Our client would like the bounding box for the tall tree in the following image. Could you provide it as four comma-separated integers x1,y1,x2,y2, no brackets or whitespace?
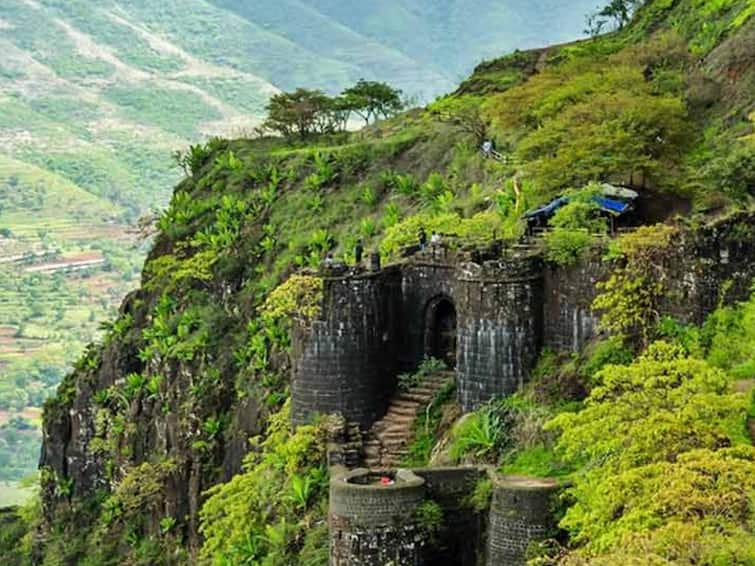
262,88,332,138
586,0,645,36
341,80,405,125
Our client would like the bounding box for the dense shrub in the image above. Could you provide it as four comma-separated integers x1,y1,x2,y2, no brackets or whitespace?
546,339,753,562
199,402,329,564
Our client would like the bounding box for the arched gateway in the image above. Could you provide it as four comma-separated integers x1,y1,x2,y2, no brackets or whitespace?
291,255,544,426
424,296,457,368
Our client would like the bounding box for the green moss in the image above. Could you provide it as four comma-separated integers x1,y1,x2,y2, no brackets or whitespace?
500,444,571,479
464,477,493,513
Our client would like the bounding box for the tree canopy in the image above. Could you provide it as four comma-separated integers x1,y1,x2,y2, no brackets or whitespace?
586,0,647,35
546,339,754,563
341,79,405,125
262,80,405,138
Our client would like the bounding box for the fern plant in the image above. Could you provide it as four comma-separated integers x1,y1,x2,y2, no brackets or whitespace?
361,185,378,206
287,475,314,510
395,173,419,196
382,203,401,228
449,404,507,462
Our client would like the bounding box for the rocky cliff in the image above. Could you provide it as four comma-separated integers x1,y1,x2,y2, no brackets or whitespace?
29,1,755,564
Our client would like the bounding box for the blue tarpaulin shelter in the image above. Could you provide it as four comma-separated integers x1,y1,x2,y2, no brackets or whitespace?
523,196,570,219
523,186,637,222
594,196,630,216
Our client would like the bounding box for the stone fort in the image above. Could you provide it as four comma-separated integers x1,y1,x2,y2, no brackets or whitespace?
290,213,755,565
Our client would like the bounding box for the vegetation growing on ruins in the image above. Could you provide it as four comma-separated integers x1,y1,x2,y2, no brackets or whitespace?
199,402,330,565
0,0,598,486
2,0,753,563
451,290,755,564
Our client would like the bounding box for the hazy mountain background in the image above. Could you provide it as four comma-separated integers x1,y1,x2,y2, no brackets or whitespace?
0,0,596,496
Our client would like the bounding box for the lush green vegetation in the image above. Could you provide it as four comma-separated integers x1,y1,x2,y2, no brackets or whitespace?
199,402,330,565
0,0,598,485
443,288,755,563
547,339,753,563
2,0,753,564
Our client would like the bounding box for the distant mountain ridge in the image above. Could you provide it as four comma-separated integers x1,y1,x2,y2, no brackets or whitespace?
0,0,596,219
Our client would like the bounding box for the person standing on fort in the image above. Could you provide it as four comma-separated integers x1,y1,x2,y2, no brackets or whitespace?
418,226,427,250
354,239,364,265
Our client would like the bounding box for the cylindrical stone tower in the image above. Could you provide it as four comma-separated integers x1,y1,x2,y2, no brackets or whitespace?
292,269,399,427
486,475,561,566
456,257,543,411
330,468,428,566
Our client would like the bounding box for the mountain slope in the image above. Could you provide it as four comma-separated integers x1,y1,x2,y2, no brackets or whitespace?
0,0,598,484
21,1,755,564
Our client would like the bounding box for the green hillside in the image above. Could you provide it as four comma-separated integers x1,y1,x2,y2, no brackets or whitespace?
0,0,749,563
0,0,600,484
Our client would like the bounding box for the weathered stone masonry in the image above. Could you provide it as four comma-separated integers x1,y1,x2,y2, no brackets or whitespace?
293,250,544,424
300,213,755,565
292,268,402,427
486,476,561,566
329,467,562,566
294,214,755,430
330,469,429,566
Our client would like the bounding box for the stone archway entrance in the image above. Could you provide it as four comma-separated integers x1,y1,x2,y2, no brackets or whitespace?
424,297,457,368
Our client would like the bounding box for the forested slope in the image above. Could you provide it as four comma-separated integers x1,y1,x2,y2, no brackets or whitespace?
0,0,597,486
0,0,753,564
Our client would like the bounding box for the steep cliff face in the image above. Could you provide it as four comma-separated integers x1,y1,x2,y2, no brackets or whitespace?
38,122,473,562
34,1,754,564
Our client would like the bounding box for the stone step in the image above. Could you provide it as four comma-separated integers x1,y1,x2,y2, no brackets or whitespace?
359,371,455,468
411,387,440,396
363,447,381,458
420,378,452,387
385,405,420,417
372,415,415,429
380,418,414,429
377,430,411,442
380,438,409,449
378,413,417,425
390,399,422,410
376,424,414,439
396,392,435,404
381,454,408,465
393,393,442,405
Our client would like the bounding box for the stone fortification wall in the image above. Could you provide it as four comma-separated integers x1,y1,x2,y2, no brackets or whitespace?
328,467,565,566
486,475,561,566
391,253,545,411
455,258,543,411
544,213,755,353
291,268,401,427
397,260,458,370
294,213,755,428
543,258,606,353
413,467,485,566
293,253,545,427
661,213,755,323
330,469,428,566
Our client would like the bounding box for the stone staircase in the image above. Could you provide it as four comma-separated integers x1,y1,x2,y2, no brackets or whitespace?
363,371,454,469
